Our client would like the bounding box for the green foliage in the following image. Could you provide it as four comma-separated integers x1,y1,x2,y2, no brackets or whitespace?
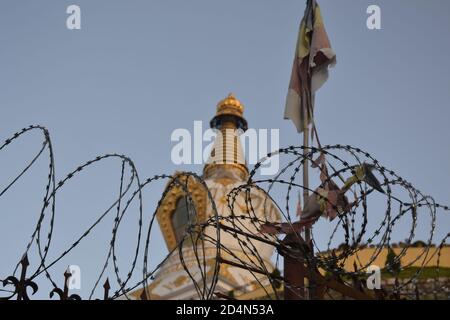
411,240,427,247
382,266,450,279
385,248,402,276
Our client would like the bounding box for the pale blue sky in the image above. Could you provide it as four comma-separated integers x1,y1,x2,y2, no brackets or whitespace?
0,0,449,298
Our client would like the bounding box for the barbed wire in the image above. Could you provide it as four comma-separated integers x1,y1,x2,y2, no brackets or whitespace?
0,126,448,300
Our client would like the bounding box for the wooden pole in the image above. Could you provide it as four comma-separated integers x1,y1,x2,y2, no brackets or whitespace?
302,106,310,244
302,97,313,299
284,252,306,299
304,0,314,250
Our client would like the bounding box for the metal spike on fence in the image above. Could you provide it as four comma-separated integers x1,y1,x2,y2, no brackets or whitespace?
1,253,38,300
49,268,81,300
103,278,110,300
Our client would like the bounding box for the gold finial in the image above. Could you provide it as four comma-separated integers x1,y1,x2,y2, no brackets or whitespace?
204,93,249,180
216,93,244,117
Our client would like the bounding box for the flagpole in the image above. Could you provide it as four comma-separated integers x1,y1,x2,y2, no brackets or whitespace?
302,113,310,241
304,0,315,299
303,0,313,250
283,0,335,300
302,97,312,300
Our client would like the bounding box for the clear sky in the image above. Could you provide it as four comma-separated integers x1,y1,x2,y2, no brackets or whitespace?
0,0,449,299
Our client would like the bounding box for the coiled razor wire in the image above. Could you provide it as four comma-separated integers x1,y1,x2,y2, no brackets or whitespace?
0,126,448,300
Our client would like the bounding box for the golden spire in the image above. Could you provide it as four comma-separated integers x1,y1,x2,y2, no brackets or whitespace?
210,93,248,131
216,93,244,118
204,93,249,181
